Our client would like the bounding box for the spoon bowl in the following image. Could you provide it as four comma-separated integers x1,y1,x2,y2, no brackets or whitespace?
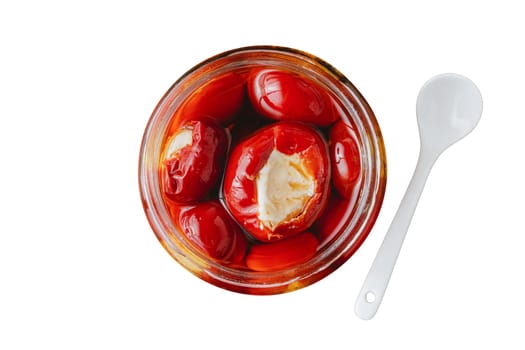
417,73,483,155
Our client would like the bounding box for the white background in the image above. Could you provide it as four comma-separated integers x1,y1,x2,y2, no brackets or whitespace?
1,1,524,349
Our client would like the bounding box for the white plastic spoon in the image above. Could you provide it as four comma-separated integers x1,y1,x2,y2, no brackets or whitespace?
355,73,483,320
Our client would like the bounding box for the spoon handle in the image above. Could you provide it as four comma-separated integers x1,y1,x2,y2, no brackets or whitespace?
355,151,436,320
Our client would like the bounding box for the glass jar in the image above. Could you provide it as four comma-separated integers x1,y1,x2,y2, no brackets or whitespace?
139,46,387,295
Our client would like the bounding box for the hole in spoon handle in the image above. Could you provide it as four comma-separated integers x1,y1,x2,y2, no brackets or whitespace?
355,281,386,320
365,291,376,303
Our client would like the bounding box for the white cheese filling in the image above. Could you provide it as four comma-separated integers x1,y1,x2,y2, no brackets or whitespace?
255,149,315,231
165,128,193,159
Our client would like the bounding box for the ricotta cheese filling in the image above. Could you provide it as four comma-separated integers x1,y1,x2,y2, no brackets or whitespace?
165,128,193,159
255,149,315,231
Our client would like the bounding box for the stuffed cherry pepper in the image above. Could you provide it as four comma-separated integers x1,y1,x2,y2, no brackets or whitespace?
222,121,331,242
161,120,228,202
247,68,339,127
329,120,362,198
176,201,247,265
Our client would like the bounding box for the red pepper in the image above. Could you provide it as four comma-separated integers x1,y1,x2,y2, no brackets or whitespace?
246,232,319,272
247,68,339,127
222,121,331,242
329,121,362,198
161,120,228,202
177,201,247,264
177,71,245,125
